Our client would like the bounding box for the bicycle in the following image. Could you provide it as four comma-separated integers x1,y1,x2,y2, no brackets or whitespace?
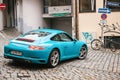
91,23,117,52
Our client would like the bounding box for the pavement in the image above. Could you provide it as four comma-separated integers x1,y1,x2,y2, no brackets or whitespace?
0,28,120,80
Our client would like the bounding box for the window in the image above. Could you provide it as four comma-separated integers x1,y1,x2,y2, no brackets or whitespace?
44,0,71,13
59,33,73,42
79,0,96,12
23,31,51,40
51,33,73,42
105,0,120,11
51,35,61,41
51,0,71,6
51,0,58,6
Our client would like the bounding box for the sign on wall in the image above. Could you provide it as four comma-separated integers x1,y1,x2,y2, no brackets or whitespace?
48,6,71,14
98,8,111,14
106,1,120,7
0,3,6,10
101,14,107,20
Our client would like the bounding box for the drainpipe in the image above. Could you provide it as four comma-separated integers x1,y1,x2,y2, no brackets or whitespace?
75,0,79,40
0,0,3,31
72,0,79,39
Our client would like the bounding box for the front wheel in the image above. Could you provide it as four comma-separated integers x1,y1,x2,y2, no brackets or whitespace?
48,49,60,68
91,39,102,50
78,46,88,60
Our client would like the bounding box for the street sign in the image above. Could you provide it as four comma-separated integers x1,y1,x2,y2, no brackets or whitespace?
100,20,107,24
0,3,6,10
107,1,120,7
101,14,107,20
98,8,111,14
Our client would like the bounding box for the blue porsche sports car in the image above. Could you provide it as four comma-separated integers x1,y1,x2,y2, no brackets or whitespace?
4,29,88,67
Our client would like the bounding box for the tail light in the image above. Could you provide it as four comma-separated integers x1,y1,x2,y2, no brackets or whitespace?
5,42,10,45
29,45,44,50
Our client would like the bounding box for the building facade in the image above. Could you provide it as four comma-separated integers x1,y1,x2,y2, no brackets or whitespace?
0,0,120,41
79,0,120,43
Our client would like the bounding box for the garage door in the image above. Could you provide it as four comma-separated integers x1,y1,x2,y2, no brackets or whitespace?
51,17,72,35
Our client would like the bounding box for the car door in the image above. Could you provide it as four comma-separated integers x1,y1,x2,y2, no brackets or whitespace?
59,33,77,58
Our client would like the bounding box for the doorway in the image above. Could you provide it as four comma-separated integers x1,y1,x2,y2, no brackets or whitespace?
3,0,17,29
51,17,72,35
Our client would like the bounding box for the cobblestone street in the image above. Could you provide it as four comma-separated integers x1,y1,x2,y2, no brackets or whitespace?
0,29,120,80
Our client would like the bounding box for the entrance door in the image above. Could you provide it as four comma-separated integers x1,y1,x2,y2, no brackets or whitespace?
3,0,17,28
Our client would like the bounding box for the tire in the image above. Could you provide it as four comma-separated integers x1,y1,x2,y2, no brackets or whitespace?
109,42,116,52
78,46,88,60
12,59,22,64
91,39,102,50
12,59,19,63
48,49,60,68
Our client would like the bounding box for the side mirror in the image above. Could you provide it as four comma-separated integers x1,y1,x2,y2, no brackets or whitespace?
73,38,77,41
73,39,77,44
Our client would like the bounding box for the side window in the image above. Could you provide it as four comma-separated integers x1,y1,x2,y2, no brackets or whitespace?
51,35,61,41
59,33,73,42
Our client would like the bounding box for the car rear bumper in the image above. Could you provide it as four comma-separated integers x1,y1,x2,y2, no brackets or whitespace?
4,53,48,64
4,45,52,64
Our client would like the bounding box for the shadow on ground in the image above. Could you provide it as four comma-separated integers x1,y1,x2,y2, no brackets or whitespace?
5,58,79,70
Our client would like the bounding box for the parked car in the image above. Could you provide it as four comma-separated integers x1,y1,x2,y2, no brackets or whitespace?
4,29,88,68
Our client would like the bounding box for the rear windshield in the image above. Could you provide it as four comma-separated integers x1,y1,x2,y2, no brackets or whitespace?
24,31,51,37
16,31,51,42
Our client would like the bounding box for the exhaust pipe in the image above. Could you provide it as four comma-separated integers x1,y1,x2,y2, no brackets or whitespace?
25,60,31,63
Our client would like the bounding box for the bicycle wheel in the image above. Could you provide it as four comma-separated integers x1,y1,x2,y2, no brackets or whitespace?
91,39,102,50
109,42,116,52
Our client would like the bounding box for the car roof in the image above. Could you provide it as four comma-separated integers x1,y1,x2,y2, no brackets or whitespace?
33,29,65,34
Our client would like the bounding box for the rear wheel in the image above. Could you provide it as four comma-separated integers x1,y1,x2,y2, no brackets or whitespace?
91,39,102,50
48,49,60,68
78,46,88,60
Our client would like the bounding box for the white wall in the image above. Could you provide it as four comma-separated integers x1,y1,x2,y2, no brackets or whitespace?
78,0,120,39
16,0,23,33
22,0,44,33
0,11,3,30
0,0,3,31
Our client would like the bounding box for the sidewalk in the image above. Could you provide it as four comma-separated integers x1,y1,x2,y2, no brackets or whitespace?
0,28,20,40
0,28,20,56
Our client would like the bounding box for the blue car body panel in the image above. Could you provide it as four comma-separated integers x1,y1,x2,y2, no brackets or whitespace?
4,29,87,64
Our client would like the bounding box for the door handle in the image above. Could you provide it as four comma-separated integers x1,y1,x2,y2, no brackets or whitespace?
64,46,67,48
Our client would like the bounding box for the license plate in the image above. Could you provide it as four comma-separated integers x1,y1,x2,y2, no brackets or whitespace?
11,51,22,56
